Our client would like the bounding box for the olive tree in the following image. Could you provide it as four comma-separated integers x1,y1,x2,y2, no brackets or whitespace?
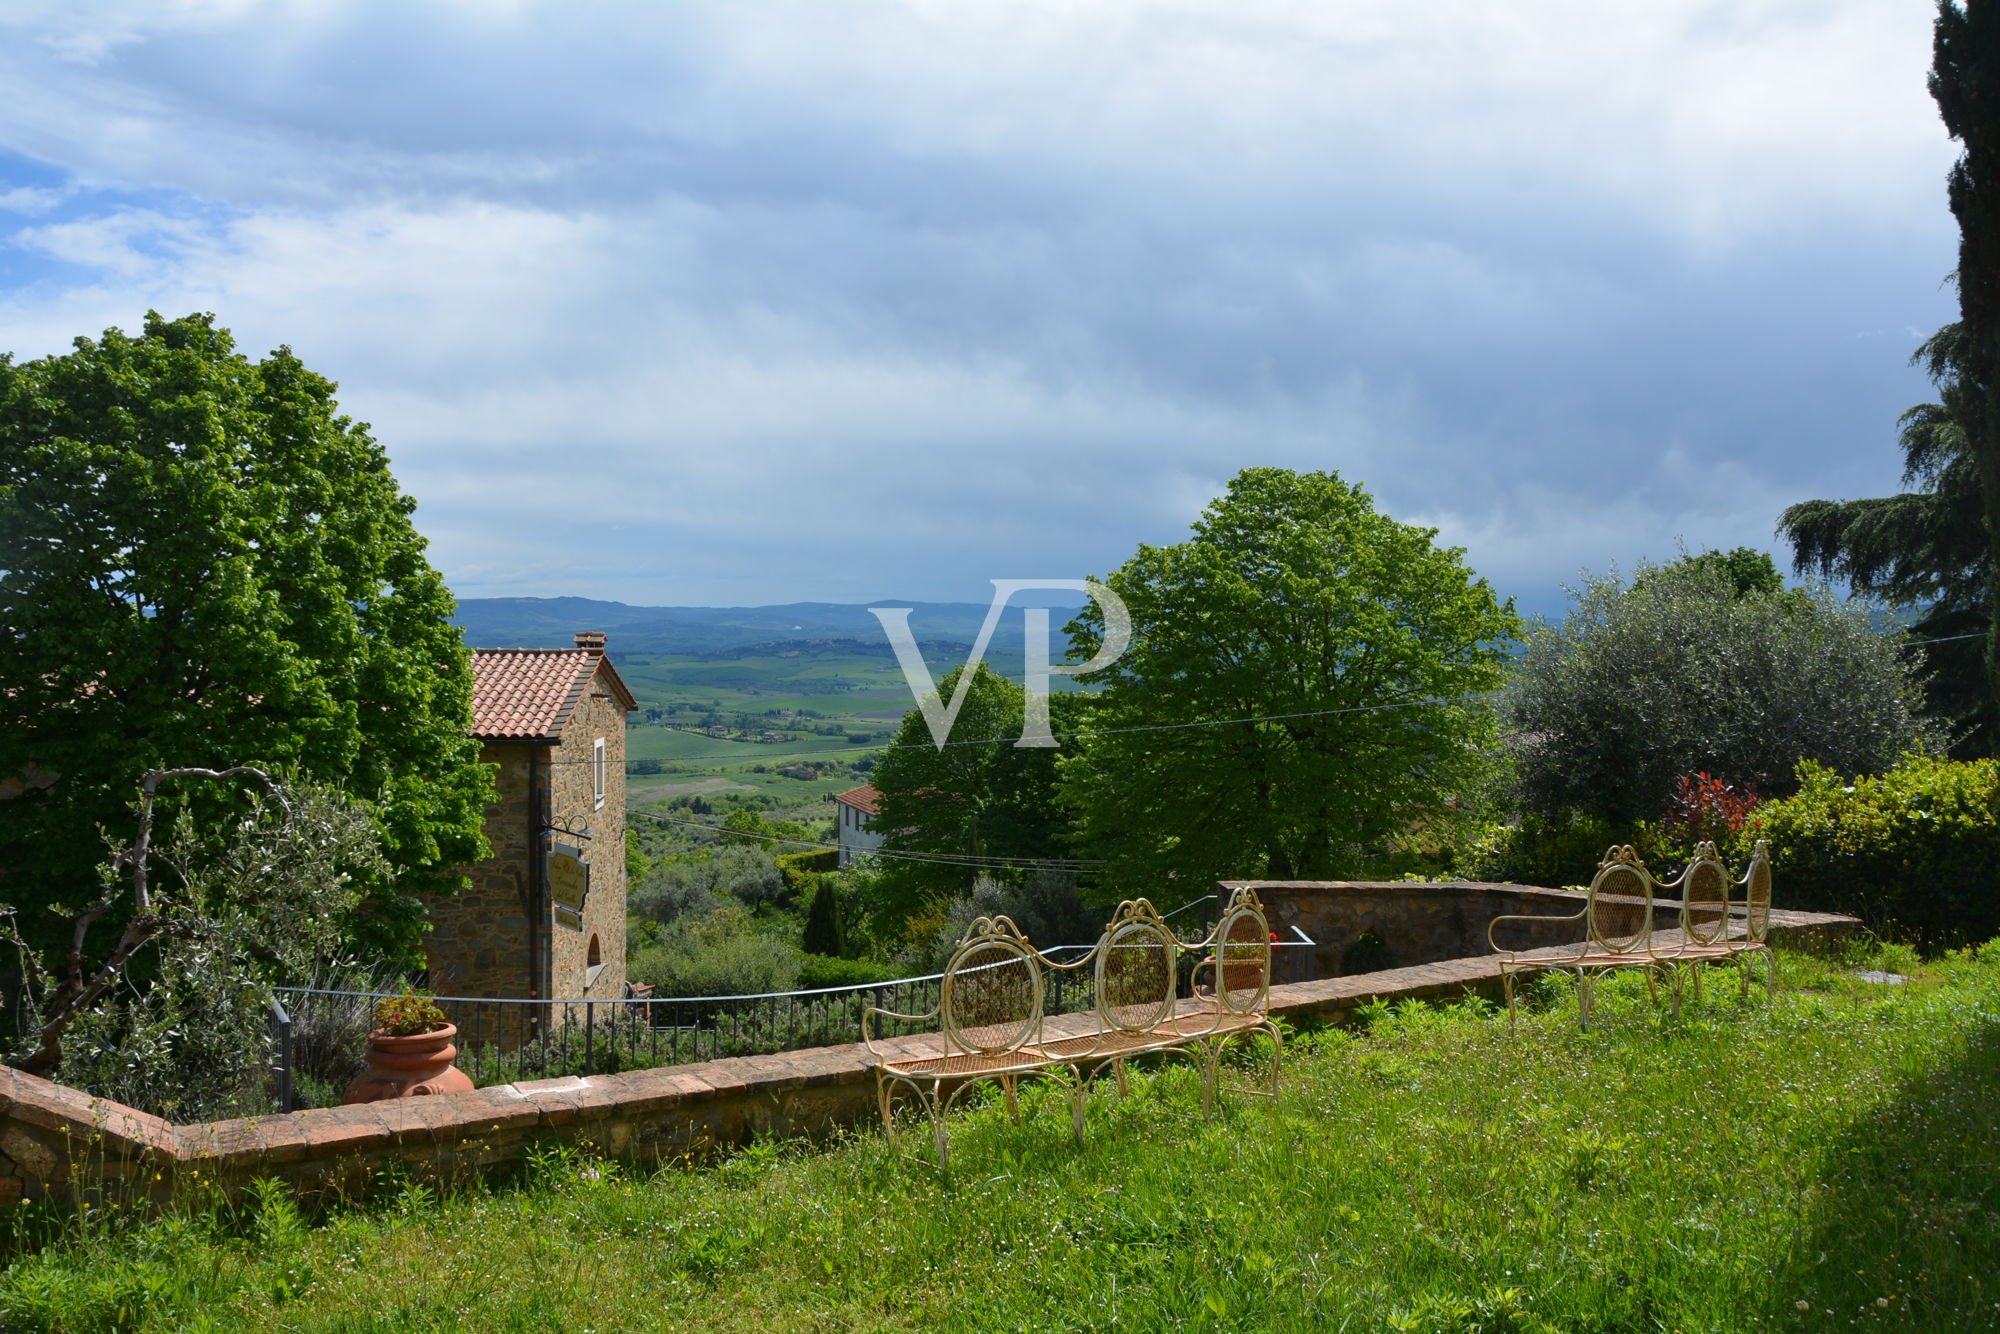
1,767,384,1119
1508,558,1945,823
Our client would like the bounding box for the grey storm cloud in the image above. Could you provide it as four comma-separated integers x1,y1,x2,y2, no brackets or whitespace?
0,0,1965,613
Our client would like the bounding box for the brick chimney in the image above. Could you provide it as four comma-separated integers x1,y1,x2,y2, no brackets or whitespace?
574,631,607,651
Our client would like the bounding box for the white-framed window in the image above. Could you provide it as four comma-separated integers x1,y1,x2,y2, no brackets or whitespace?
593,737,607,810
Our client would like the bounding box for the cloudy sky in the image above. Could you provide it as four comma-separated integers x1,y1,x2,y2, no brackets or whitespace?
0,0,1962,617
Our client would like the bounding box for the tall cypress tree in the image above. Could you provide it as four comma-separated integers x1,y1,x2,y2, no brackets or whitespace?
801,877,845,959
1781,8,2000,753
1780,325,1992,752
1933,1,2000,732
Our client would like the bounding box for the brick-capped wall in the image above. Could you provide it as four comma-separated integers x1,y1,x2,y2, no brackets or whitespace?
1231,880,1680,980
0,904,1857,1209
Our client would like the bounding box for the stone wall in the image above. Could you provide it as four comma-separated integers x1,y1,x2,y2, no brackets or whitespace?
424,746,535,998
1230,881,1660,981
545,663,626,1001
0,905,1858,1209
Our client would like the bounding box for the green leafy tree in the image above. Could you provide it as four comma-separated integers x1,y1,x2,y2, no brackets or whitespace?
1508,559,1943,824
1060,467,1519,897
1644,546,1786,599
720,809,811,845
0,313,490,964
868,665,1078,930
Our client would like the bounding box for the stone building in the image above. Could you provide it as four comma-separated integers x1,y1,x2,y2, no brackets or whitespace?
423,631,637,1002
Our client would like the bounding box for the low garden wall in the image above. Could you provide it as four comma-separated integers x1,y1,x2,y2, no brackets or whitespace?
0,903,1859,1208
1228,880,1658,980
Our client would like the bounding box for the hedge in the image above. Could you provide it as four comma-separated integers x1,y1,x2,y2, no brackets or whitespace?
796,954,904,990
1729,754,2000,951
775,848,840,887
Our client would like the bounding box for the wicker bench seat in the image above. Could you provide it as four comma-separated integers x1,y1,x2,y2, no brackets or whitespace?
863,888,1281,1168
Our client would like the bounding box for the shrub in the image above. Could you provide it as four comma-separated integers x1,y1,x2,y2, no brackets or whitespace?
631,846,782,925
284,963,393,1104
1508,559,1943,823
894,872,1102,973
795,955,903,989
775,849,839,887
1455,814,1670,888
1732,754,2000,949
627,905,803,998
1664,771,1761,846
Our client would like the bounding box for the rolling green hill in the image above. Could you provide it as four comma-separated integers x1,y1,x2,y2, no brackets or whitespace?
455,595,1089,813
453,594,1083,657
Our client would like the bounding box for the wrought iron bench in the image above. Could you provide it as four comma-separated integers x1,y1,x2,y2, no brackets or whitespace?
1037,892,1282,1139
1488,844,1663,1029
1490,841,1777,1028
861,888,1281,1168
1655,838,1776,1001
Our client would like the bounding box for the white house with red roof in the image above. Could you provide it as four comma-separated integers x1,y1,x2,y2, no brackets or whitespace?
833,783,883,867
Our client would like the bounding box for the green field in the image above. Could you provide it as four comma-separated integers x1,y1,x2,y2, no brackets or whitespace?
609,645,1092,813
610,649,908,811
614,651,918,717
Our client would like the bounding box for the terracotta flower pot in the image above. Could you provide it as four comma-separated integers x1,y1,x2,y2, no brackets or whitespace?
342,1023,475,1104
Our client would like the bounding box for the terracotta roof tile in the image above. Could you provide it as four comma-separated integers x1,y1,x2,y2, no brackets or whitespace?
470,648,637,740
834,784,882,817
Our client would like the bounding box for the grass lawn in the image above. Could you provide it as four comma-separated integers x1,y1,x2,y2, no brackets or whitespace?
4,944,1997,1332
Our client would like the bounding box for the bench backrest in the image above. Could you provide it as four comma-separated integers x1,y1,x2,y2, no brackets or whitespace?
1740,838,1773,944
1094,898,1179,1035
1585,845,1655,954
1677,840,1731,946
1200,886,1274,1014
939,915,1046,1056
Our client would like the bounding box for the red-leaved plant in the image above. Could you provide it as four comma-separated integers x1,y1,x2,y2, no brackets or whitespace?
1666,771,1760,846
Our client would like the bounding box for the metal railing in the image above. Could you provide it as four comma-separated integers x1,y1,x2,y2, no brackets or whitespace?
271,929,1313,1108
269,993,295,1113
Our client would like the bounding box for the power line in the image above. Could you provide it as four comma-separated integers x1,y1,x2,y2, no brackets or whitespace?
1902,630,1987,646
544,694,1473,767
629,808,1102,873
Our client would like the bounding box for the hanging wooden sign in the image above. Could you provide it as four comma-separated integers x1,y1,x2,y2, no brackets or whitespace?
548,843,590,921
